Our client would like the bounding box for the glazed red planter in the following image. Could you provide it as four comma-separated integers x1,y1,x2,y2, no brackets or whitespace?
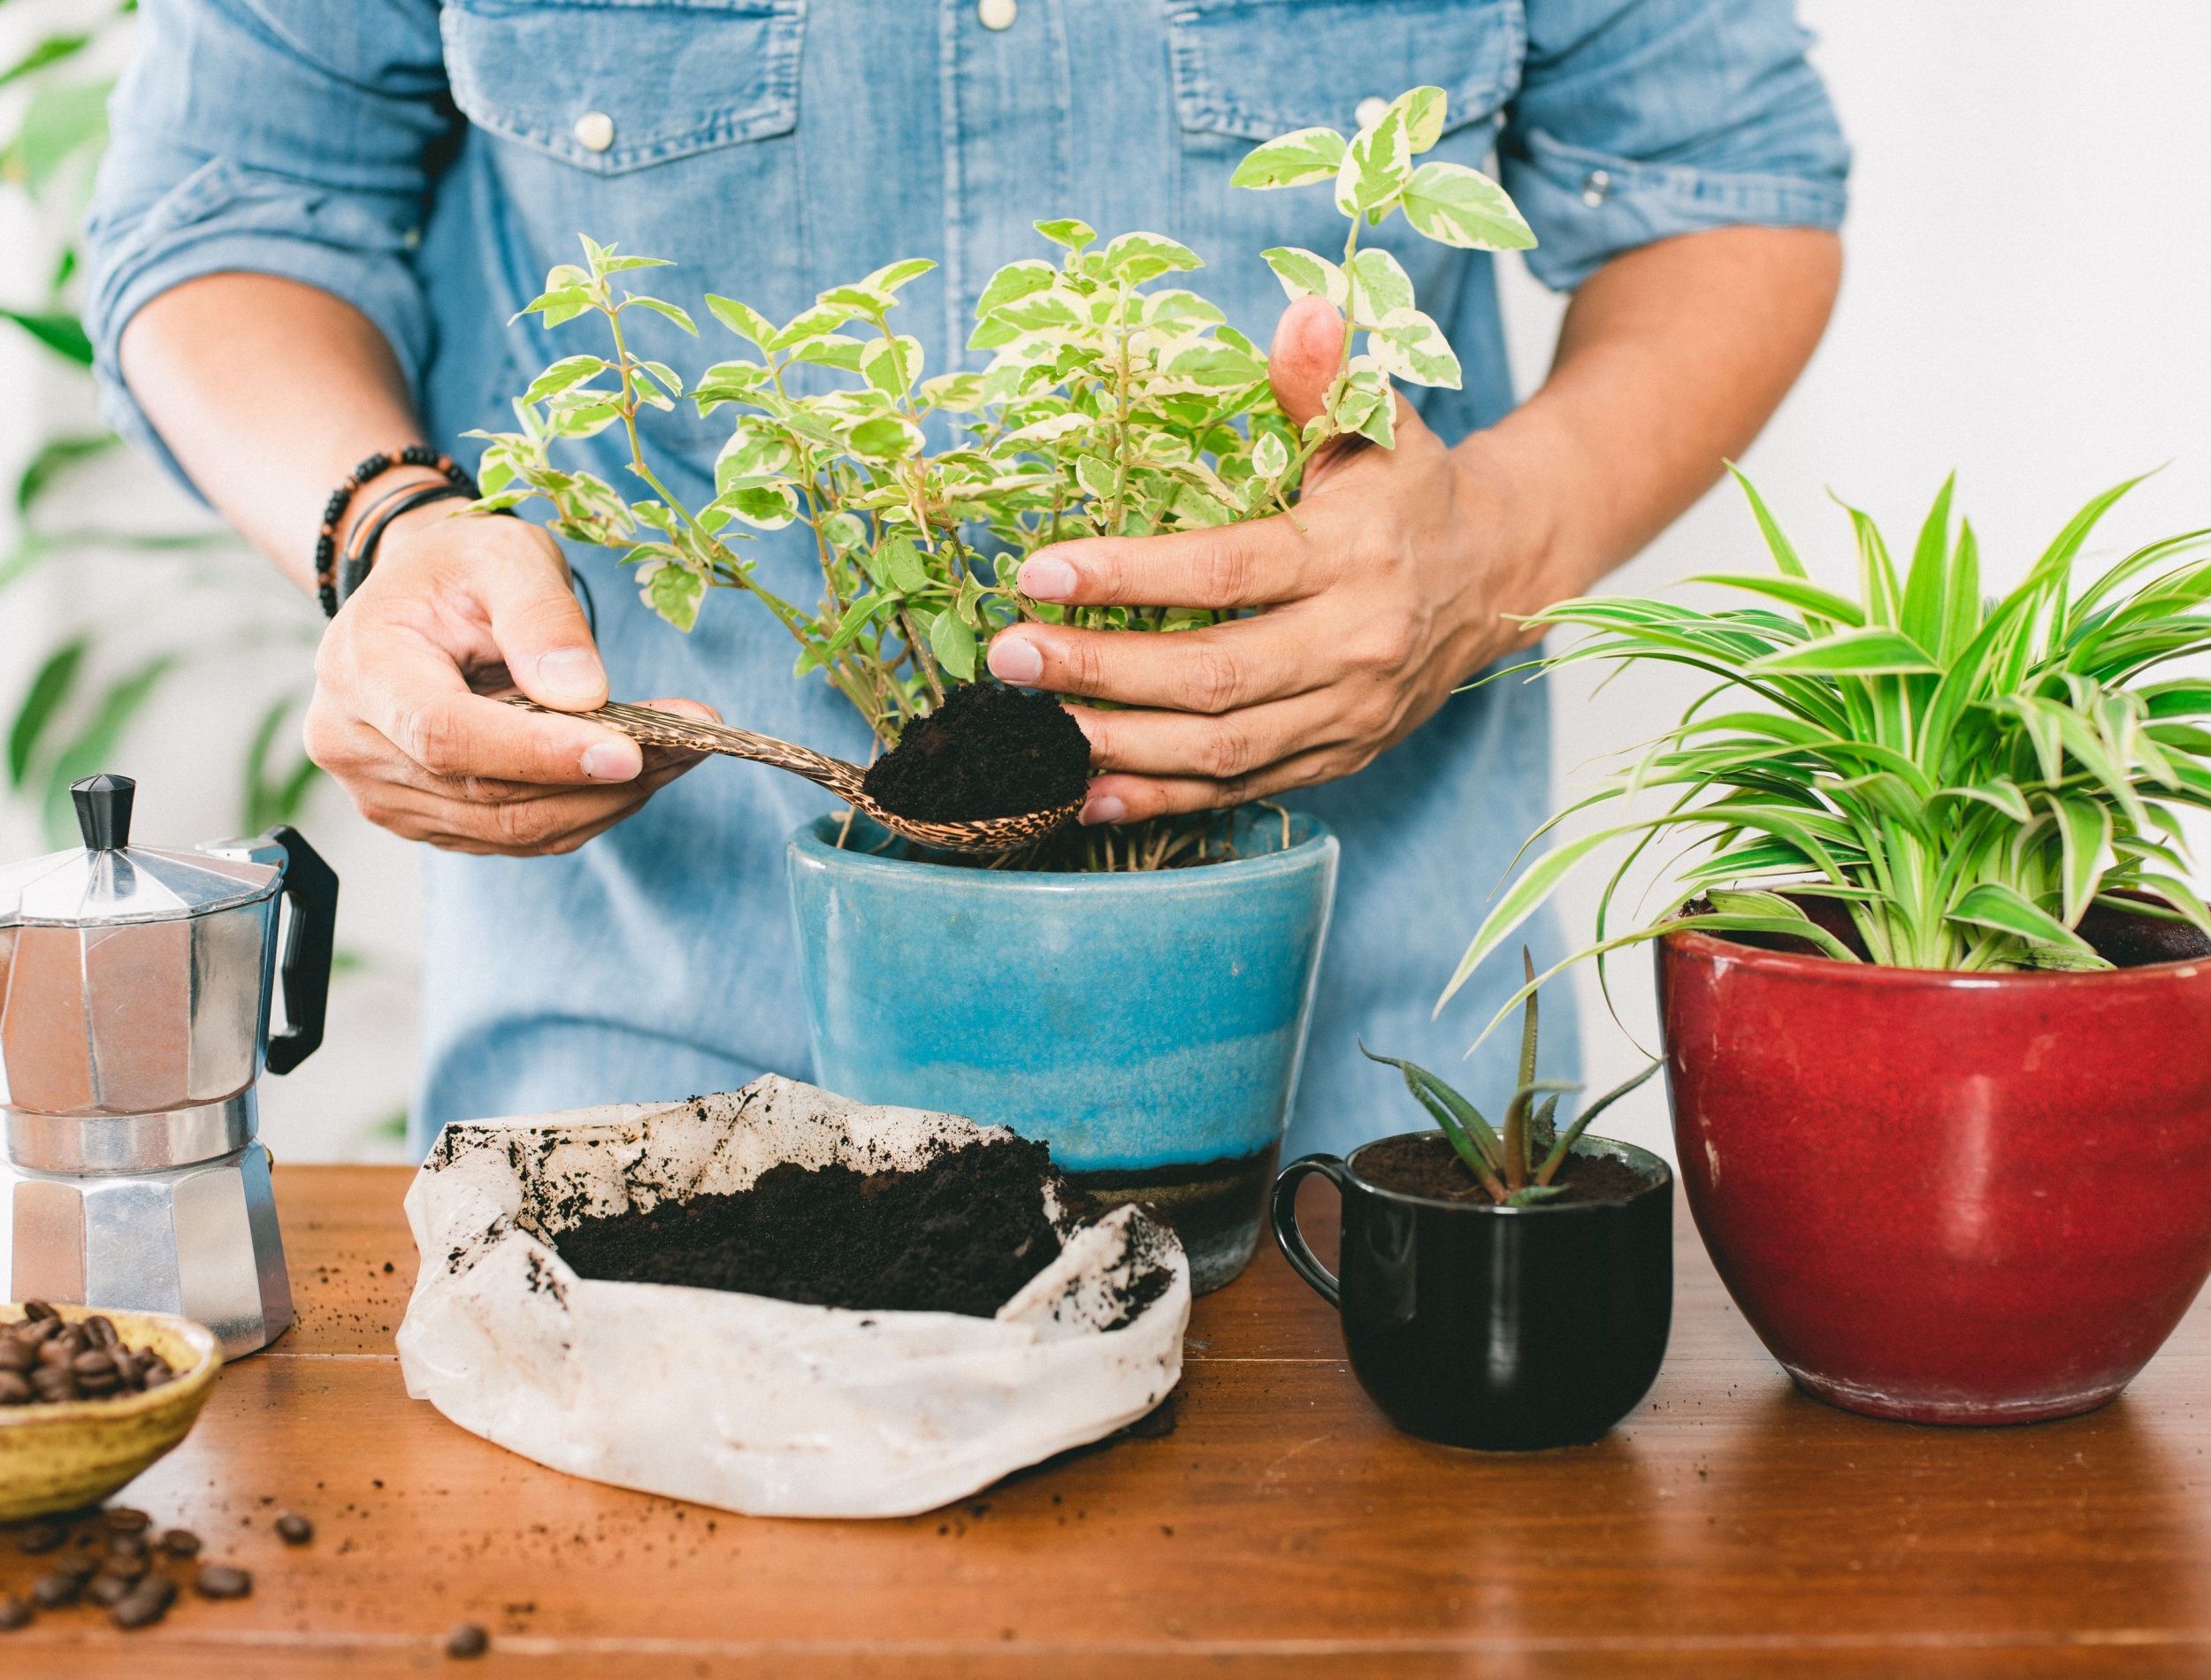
1657,928,2211,1424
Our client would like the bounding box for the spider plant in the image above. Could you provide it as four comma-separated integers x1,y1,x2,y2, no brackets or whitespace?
1445,470,2211,1039
1365,954,1659,1205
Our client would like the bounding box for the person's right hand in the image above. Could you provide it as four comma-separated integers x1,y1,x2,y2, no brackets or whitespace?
303,504,715,855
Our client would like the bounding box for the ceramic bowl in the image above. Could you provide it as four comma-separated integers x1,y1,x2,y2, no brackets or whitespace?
0,1304,222,1521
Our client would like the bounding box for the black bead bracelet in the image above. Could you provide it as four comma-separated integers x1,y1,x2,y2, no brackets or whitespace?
316,445,476,617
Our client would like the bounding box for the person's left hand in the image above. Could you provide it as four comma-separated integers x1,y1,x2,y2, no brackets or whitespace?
985,295,1565,824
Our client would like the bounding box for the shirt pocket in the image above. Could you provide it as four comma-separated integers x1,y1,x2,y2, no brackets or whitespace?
1163,0,1524,314
440,0,804,176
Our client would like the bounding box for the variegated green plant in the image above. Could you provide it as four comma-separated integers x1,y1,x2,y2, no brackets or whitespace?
1445,471,2211,1040
1366,953,1658,1205
468,86,1532,752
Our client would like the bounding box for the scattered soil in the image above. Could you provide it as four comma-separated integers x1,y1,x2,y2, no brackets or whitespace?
1356,1132,1657,1207
552,1137,1075,1318
861,682,1090,822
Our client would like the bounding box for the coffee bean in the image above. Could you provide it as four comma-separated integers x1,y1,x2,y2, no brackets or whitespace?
159,1528,202,1560
0,1340,33,1373
0,1594,28,1630
274,1512,314,1546
35,1338,73,1369
445,1623,490,1659
103,1548,149,1582
72,1350,115,1378
103,1507,151,1533
21,1300,56,1320
84,1315,119,1349
110,1578,175,1630
87,1573,135,1608
193,1563,252,1600
31,1563,92,1607
0,1372,30,1406
13,1521,67,1554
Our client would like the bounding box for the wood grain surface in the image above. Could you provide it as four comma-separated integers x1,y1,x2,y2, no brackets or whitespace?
5,1165,2211,1676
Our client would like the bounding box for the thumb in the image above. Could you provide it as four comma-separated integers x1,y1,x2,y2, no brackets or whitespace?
482,549,608,713
1267,295,1348,430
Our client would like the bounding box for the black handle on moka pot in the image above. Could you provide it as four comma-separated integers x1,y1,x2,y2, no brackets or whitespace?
264,827,339,1076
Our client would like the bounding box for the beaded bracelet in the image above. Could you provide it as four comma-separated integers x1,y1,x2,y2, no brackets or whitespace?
336,483,477,612
316,445,475,617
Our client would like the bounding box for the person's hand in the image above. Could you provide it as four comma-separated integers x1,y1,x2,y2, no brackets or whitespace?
985,296,1565,824
304,502,715,855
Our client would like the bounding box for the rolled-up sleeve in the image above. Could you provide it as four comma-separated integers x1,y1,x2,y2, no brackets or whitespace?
1502,0,1849,293
83,0,455,494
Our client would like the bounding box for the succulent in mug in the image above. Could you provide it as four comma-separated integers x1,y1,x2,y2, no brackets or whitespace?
1446,471,2211,1038
466,88,1532,767
1365,953,1658,1206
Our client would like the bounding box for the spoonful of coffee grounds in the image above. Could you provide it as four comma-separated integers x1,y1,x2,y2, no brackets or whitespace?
507,683,1090,855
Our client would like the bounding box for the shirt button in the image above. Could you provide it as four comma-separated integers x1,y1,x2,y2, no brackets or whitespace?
1355,95,1389,129
574,111,616,154
977,0,1016,28
1581,169,1612,208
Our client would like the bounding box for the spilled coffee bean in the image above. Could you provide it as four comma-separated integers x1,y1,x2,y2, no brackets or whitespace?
274,1512,314,1546
0,1593,30,1630
159,1529,201,1560
110,1574,177,1630
446,1622,490,1659
193,1564,252,1600
31,1562,92,1607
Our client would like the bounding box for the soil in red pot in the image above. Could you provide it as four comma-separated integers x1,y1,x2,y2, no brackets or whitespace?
554,1136,1079,1317
860,682,1090,821
1358,1133,1655,1206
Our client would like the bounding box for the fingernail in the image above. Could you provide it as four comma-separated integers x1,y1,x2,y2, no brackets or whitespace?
989,634,1044,685
582,739,641,783
1019,555,1079,601
536,646,604,704
1081,793,1126,826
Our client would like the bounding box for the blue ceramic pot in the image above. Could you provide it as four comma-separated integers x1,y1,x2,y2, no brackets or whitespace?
786,810,1339,1292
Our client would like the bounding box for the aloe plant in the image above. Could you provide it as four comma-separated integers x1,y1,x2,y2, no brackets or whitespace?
1366,954,1657,1205
1446,471,2211,1038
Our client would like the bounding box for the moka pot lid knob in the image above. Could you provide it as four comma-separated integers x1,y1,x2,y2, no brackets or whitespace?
0,771,281,929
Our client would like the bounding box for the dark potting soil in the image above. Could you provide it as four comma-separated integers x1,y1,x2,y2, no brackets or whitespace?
860,682,1090,822
551,1136,1076,1317
1356,1133,1656,1207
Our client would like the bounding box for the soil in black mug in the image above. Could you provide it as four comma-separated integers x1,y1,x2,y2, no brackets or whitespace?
1272,1132,1672,1451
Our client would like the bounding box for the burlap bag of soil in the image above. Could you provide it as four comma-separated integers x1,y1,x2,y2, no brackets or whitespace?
394,1076,1188,1518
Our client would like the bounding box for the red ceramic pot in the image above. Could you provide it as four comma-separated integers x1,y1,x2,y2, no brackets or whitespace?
1657,928,2211,1424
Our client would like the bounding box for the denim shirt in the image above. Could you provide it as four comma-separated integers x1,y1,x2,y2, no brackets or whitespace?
85,0,1846,1158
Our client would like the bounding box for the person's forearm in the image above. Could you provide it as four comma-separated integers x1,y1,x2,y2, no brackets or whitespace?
1471,225,1843,606
119,273,436,592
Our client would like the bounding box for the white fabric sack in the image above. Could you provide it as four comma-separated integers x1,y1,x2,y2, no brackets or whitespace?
396,1075,1190,1518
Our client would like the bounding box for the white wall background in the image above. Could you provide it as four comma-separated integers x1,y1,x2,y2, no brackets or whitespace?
3,2,2207,1161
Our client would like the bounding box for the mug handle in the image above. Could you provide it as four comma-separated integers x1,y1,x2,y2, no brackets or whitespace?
1271,1154,1348,1309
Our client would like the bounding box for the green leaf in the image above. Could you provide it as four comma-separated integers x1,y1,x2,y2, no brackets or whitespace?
624,295,697,335
705,294,777,346
0,33,90,92
522,355,608,405
1749,629,1941,676
1358,1042,1504,1187
1335,103,1413,220
1229,126,1348,191
1949,882,2097,956
1259,247,1349,312
2048,793,2114,928
861,257,937,294
643,562,706,632
1363,308,1461,389
8,635,86,789
848,415,922,460
1390,86,1449,154
1100,232,1202,286
1346,248,1414,317
1,308,91,365
821,590,898,658
876,535,930,594
1399,161,1534,250
15,432,116,515
16,76,111,195
1901,473,1955,654
861,333,922,399
975,259,1057,317
929,610,977,681
1033,218,1097,252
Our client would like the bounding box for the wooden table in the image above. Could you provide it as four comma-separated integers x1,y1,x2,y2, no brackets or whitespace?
9,1165,2211,1676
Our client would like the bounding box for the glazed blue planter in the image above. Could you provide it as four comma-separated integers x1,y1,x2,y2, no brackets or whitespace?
786,811,1339,1292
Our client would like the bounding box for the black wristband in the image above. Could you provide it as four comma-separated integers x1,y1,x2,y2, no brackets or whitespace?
335,482,475,612
316,445,474,617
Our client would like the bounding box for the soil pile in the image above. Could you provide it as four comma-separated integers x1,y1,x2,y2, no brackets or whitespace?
553,1136,1075,1317
861,682,1089,821
1358,1133,1656,1206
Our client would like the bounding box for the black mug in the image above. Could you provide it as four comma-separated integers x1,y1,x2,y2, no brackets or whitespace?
1273,1134,1673,1450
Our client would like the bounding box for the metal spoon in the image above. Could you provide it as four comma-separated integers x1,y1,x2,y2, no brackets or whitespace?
506,697,1081,855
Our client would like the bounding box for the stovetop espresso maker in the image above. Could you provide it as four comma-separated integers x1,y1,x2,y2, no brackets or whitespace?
0,774,338,1357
